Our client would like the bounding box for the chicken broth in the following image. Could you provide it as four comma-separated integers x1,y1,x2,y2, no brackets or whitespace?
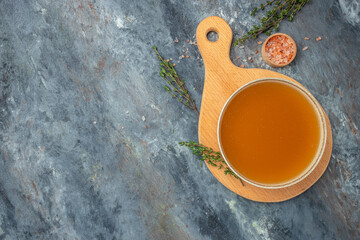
219,80,322,185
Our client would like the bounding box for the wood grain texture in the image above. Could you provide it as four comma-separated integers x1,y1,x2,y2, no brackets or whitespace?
196,16,333,202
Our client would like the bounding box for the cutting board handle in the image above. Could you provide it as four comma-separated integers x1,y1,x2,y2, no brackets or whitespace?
196,16,234,69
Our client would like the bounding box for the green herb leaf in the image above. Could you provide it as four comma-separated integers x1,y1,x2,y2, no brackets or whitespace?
179,141,244,186
153,46,199,115
234,0,309,45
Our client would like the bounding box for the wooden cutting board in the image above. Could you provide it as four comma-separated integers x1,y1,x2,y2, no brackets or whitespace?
196,16,332,202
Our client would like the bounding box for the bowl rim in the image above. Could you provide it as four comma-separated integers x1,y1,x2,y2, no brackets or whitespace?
217,78,327,189
261,33,297,68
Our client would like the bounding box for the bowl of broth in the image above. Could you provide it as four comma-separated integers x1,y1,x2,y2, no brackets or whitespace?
218,78,327,189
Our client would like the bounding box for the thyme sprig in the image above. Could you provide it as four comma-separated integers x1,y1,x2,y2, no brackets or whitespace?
153,46,199,115
235,0,310,45
179,141,244,186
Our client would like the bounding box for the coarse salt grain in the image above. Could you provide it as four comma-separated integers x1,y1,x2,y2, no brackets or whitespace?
264,35,295,65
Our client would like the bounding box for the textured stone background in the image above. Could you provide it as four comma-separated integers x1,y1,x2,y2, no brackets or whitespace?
0,0,359,239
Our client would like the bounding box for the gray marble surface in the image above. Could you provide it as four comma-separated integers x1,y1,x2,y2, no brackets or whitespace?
0,0,359,239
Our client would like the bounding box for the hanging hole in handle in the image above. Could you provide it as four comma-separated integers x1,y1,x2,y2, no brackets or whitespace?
207,31,219,42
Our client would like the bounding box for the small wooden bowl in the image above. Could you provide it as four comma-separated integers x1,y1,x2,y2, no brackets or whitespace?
261,33,297,68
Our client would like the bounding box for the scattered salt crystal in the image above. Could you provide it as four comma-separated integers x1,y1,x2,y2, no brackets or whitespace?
239,45,245,49
242,59,247,62
302,46,309,51
248,57,252,60
142,116,146,121
151,104,160,111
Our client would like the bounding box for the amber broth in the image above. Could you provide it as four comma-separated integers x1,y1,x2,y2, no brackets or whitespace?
219,80,322,185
